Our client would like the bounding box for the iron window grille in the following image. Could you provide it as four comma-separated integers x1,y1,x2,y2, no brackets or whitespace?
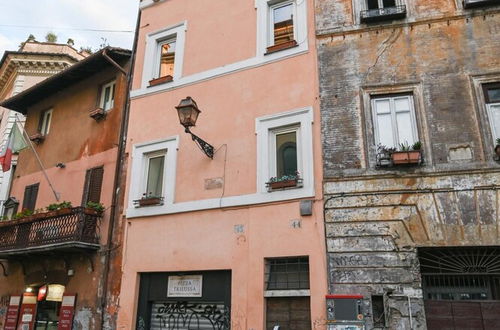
464,0,500,9
360,0,407,23
265,256,310,290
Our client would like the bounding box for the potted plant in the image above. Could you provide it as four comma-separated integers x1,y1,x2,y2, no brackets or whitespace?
85,201,105,215
266,172,302,191
148,75,173,87
391,141,422,165
56,201,73,215
134,193,164,207
376,145,396,167
29,132,45,144
12,208,34,221
495,138,500,158
32,208,47,219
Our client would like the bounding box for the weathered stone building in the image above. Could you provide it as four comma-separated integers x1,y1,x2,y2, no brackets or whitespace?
315,0,500,328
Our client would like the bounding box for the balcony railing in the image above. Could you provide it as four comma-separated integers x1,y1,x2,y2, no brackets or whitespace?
360,5,407,23
0,207,101,257
464,0,499,9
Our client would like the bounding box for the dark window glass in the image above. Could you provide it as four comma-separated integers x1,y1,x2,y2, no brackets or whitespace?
266,257,309,290
276,131,297,177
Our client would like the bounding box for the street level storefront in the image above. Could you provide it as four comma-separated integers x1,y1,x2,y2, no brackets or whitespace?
136,271,231,329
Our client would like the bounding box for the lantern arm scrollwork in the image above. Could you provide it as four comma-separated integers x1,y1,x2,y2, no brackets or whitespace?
185,127,214,159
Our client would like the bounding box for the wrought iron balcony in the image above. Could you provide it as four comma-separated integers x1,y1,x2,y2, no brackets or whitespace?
360,5,407,23
464,0,499,9
0,207,101,258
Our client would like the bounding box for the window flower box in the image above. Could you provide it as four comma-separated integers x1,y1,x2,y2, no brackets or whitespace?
265,40,298,55
134,196,164,207
148,75,173,87
266,173,302,191
391,150,422,165
29,133,45,144
89,107,106,121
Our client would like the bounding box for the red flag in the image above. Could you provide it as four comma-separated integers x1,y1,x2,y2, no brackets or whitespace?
0,133,14,172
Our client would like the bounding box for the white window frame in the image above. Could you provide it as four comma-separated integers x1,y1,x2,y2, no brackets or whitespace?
256,107,313,194
99,80,116,111
40,109,53,136
371,94,418,149
267,0,297,47
143,150,167,198
128,137,179,209
269,125,302,179
141,22,186,88
256,0,307,57
486,103,500,143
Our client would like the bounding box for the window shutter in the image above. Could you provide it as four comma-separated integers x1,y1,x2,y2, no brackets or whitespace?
22,183,39,211
82,166,104,205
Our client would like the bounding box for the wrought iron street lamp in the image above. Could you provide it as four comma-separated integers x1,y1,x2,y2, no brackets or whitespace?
175,97,214,159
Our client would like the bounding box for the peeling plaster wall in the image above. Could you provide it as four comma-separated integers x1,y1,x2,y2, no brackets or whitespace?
316,1,500,328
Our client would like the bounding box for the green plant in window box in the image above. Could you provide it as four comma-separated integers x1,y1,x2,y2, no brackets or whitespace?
12,208,34,220
266,171,302,191
85,201,105,215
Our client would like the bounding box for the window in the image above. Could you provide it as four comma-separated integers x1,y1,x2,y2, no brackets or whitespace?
22,183,39,212
372,94,418,149
271,126,299,178
264,257,311,330
156,39,176,80
256,107,313,195
128,137,178,213
99,80,116,111
483,83,500,143
82,166,104,205
372,295,386,327
367,0,396,10
39,109,53,136
142,23,185,88
145,151,165,197
266,1,297,53
360,0,407,23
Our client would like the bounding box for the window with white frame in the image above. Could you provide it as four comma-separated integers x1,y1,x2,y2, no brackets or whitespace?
141,23,185,88
39,109,53,136
128,137,178,210
268,1,296,49
366,0,397,10
483,83,500,143
100,80,116,111
372,94,418,149
155,38,176,80
270,125,300,178
256,107,313,195
144,151,166,198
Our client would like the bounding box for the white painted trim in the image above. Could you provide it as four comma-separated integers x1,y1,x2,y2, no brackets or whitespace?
126,108,315,218
264,289,311,297
486,103,500,142
139,0,166,10
128,136,179,209
256,107,314,194
131,1,308,99
141,22,186,89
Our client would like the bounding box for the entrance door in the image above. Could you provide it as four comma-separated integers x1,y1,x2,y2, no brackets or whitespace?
419,247,500,330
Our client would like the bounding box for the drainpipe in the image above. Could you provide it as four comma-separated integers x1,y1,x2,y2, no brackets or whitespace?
100,8,141,330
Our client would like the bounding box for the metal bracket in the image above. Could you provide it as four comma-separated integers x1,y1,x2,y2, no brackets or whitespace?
185,127,214,159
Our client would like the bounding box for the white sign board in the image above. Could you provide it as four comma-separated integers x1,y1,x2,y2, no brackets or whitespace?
168,275,203,297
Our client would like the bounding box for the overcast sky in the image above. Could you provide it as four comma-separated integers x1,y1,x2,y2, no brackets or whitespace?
0,0,139,56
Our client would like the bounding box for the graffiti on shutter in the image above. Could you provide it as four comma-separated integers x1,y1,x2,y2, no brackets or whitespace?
150,301,230,330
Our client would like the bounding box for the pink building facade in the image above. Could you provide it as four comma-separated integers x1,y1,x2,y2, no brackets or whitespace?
118,0,327,329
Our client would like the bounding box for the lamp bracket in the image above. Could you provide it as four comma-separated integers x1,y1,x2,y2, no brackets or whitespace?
185,127,214,159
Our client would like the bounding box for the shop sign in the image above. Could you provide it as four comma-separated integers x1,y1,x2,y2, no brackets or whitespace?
47,285,65,302
57,294,77,330
167,275,203,297
17,293,37,330
4,295,21,330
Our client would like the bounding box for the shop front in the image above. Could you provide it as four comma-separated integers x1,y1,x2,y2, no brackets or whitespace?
136,270,231,330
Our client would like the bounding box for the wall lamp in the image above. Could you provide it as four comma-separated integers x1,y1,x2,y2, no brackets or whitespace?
175,97,214,159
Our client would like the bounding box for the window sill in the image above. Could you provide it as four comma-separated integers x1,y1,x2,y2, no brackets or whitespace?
265,40,298,55
264,290,310,297
89,108,107,122
266,179,303,192
148,75,173,87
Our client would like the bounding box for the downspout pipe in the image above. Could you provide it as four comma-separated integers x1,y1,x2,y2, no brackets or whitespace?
100,8,141,329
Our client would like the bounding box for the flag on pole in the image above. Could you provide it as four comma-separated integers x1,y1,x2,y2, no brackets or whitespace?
0,124,28,172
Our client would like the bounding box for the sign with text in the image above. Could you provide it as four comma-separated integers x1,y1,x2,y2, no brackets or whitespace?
57,294,77,330
167,275,203,297
17,293,36,330
3,295,21,330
